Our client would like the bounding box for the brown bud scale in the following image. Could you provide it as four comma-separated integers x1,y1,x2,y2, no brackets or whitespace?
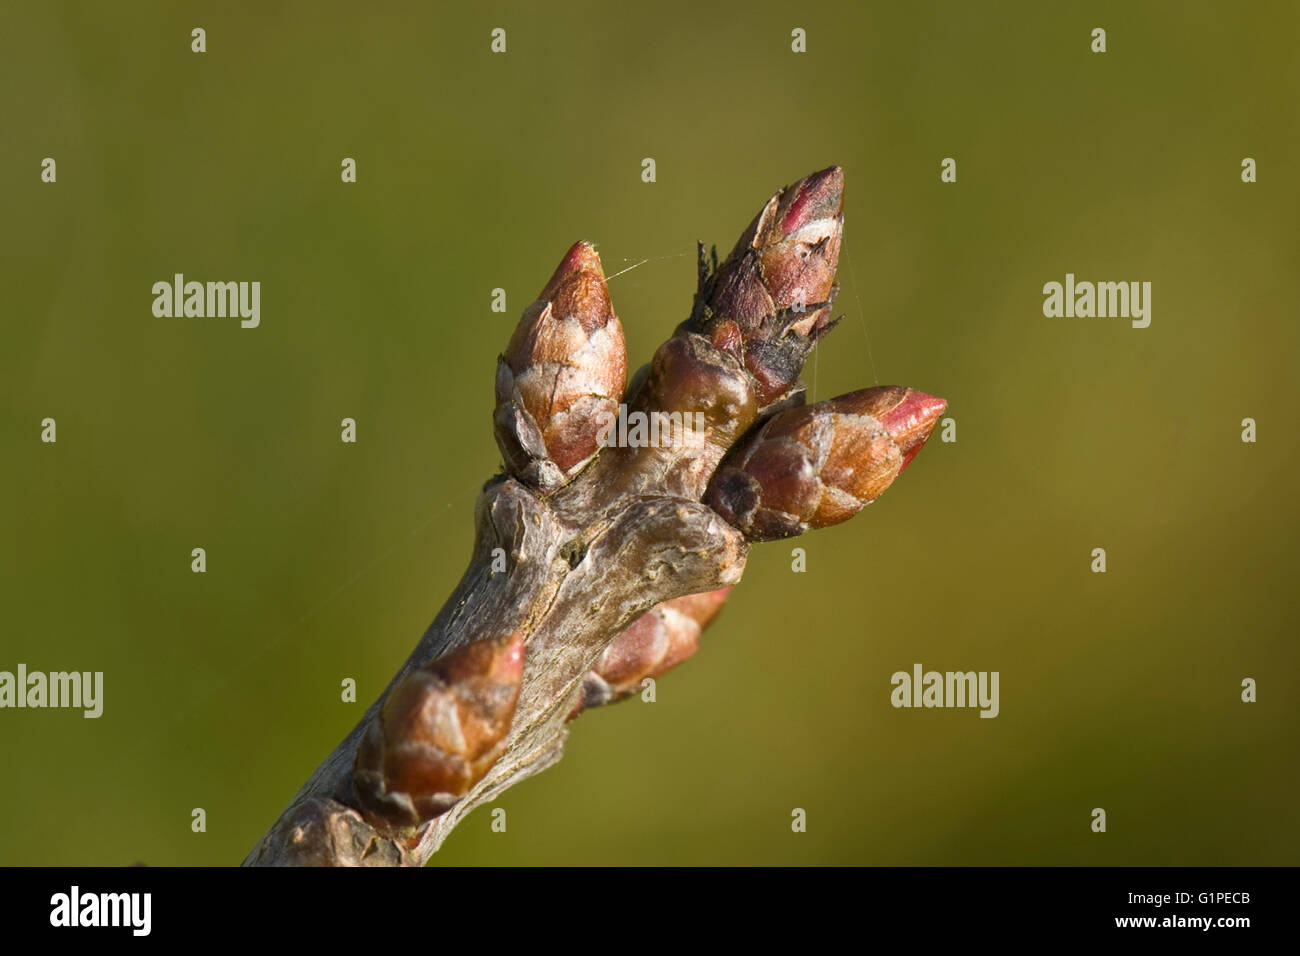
570,587,732,717
354,632,525,831
495,242,627,491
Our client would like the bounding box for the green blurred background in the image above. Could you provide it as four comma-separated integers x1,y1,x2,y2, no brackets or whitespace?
2,1,1297,865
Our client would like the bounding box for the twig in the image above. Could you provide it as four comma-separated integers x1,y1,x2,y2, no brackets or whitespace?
242,166,946,866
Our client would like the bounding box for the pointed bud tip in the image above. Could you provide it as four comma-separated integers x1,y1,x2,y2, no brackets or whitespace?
877,390,946,471
560,239,601,273
538,241,614,330
780,165,844,234
542,240,603,294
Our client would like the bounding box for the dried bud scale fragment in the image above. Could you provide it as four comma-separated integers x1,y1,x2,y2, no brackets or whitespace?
705,387,946,542
353,632,525,832
570,587,732,718
495,241,627,492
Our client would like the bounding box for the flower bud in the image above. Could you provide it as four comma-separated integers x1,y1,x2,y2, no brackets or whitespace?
495,242,627,491
704,387,946,541
686,166,845,407
354,632,525,831
570,588,732,717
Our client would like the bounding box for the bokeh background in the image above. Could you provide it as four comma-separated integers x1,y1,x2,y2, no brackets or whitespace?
2,1,1297,866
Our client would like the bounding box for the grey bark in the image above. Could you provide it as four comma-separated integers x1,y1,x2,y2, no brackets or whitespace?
243,465,747,866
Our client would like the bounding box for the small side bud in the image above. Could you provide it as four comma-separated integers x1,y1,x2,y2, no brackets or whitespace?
570,588,732,718
354,633,525,831
633,333,759,470
705,387,946,541
495,242,627,491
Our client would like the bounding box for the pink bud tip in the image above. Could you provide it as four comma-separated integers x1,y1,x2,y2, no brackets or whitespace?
778,165,845,235
538,241,613,332
876,390,947,471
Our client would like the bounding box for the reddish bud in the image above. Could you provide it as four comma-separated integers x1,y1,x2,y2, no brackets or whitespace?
876,388,949,472
495,242,627,491
704,386,946,541
354,633,525,831
686,167,845,407
570,588,732,717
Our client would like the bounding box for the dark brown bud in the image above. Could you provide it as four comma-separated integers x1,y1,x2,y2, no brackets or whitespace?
495,242,627,491
589,328,758,504
354,632,525,831
704,387,946,541
686,167,845,407
569,587,732,718
629,333,760,482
